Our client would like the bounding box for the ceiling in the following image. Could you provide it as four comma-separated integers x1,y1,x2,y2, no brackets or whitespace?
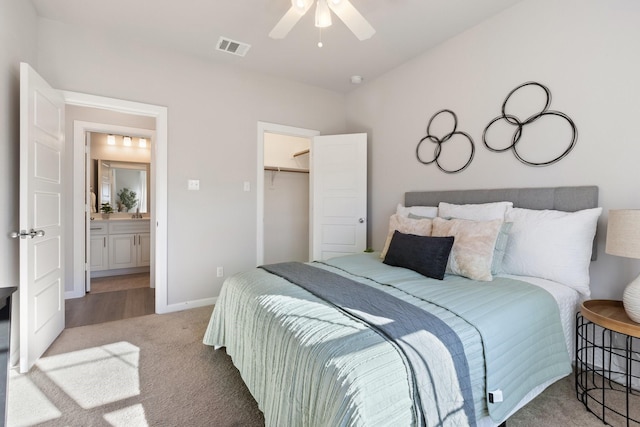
31,0,523,93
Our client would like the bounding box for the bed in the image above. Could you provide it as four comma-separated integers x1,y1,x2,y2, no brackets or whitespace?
203,186,601,426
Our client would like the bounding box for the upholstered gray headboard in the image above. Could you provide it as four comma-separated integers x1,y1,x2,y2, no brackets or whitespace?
405,186,599,259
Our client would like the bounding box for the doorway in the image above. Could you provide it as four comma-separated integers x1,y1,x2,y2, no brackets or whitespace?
69,124,156,327
256,122,319,265
263,132,312,264
65,91,169,316
85,129,153,289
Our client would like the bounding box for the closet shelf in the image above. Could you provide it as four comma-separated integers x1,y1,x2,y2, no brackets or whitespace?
264,166,309,174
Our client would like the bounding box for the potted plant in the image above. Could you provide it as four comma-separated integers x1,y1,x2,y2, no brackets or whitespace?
100,202,114,219
117,187,138,212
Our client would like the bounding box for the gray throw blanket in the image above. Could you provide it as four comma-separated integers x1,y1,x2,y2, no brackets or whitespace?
261,262,476,427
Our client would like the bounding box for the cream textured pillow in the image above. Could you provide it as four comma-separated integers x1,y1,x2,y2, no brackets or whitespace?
431,217,503,281
438,201,513,221
380,214,433,259
501,207,602,295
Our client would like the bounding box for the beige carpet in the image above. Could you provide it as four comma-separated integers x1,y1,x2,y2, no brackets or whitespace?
6,305,615,427
7,306,263,427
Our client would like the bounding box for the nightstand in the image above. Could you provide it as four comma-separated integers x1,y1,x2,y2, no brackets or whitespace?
576,300,640,426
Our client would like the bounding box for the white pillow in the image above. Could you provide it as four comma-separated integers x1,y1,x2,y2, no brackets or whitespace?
396,203,438,218
438,201,513,221
432,217,503,281
501,207,602,295
380,214,433,259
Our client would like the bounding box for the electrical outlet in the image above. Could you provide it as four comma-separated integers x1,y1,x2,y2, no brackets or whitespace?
216,266,223,277
187,179,200,191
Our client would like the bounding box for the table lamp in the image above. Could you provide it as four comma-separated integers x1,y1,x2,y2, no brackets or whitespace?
605,209,640,323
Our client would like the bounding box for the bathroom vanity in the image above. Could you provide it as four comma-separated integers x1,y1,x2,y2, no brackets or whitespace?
90,218,151,277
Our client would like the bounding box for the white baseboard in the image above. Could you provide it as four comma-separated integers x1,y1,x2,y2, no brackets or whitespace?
157,296,217,314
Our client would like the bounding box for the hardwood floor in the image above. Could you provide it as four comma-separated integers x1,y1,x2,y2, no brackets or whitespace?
65,274,155,328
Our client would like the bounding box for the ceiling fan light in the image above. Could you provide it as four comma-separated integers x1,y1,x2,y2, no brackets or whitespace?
315,0,332,28
292,0,310,13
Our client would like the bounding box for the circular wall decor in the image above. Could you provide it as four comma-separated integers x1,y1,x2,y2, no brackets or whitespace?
416,109,475,174
483,81,577,166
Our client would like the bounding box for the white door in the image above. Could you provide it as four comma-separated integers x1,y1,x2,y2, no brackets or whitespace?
310,133,367,261
18,62,65,373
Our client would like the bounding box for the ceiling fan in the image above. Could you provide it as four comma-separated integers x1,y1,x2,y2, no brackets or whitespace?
269,0,375,41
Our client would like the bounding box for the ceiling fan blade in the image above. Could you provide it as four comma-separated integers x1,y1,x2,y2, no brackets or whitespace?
328,0,376,41
269,3,312,39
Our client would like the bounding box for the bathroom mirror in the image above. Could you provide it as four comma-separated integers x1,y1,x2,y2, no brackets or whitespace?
97,160,150,213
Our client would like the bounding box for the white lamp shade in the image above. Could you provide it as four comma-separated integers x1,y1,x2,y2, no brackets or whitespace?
606,209,640,323
605,209,640,259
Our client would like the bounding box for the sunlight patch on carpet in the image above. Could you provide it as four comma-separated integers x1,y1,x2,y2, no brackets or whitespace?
35,341,141,409
7,370,61,426
104,403,149,427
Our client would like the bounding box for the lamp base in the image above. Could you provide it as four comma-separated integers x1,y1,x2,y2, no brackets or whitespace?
623,274,640,323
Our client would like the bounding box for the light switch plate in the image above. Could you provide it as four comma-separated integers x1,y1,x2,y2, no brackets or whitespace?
187,179,200,191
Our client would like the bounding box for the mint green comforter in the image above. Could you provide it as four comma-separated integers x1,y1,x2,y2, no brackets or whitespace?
203,253,570,426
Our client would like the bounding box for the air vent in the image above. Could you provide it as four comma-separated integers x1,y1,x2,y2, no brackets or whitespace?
216,37,251,57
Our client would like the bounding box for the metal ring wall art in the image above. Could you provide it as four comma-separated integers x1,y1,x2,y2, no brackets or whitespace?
483,81,577,166
416,109,475,174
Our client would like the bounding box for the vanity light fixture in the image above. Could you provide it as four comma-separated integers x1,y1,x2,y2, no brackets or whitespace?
123,136,132,147
139,138,147,148
107,134,116,145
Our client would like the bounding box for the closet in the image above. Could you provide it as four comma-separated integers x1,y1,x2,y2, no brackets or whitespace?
263,132,310,264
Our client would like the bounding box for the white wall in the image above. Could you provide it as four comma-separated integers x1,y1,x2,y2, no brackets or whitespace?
0,0,37,288
36,17,347,305
345,0,640,300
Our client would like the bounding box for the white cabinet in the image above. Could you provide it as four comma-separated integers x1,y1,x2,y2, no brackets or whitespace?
90,219,150,276
109,234,137,269
137,233,151,266
89,222,109,271
108,220,151,270
108,232,150,269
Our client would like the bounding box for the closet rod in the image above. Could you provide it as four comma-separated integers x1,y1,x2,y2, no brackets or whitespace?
264,166,309,174
292,148,309,158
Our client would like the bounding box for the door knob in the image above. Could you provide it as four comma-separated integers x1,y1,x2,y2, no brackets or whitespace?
359,218,365,223
10,229,46,239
